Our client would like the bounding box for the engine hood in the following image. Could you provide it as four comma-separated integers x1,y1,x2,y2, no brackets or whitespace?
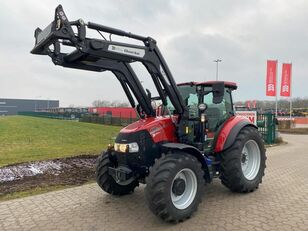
120,116,178,143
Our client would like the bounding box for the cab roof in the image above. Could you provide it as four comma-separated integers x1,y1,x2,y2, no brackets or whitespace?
177,81,237,90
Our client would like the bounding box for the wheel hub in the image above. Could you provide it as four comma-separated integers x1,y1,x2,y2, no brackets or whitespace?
241,140,261,180
171,168,198,210
241,152,248,164
172,178,186,196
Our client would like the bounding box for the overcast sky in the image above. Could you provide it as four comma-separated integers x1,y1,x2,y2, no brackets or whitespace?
1,0,307,106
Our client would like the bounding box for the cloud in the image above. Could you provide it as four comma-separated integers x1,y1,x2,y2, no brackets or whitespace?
0,0,307,106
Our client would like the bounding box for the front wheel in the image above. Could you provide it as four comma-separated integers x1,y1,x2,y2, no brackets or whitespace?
145,153,204,222
220,126,266,192
95,151,139,196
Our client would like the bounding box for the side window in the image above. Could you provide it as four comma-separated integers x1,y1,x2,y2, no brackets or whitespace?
204,93,226,117
224,89,233,116
204,88,233,132
204,88,233,118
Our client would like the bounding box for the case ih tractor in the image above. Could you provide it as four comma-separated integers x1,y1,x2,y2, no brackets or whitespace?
31,5,266,222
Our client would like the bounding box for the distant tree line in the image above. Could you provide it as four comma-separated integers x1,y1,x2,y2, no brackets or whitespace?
92,98,308,110
92,100,130,107
236,97,308,110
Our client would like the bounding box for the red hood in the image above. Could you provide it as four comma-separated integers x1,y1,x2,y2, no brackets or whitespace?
120,116,178,143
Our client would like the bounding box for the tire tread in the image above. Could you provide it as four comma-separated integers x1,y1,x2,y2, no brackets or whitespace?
220,126,266,193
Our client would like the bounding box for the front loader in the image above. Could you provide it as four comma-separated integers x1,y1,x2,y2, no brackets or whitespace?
31,5,266,222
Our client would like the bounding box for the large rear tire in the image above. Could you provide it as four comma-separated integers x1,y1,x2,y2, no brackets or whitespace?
220,126,266,192
95,151,139,196
145,153,204,222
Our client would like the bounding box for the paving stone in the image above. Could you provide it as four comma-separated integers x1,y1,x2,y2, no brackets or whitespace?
0,134,307,230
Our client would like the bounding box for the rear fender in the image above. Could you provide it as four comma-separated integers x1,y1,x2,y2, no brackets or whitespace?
162,143,211,182
214,116,257,153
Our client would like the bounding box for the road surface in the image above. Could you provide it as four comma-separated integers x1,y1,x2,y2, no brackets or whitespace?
0,134,307,231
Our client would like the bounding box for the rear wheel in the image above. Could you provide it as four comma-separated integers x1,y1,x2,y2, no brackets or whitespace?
220,126,266,192
95,151,139,196
145,153,204,222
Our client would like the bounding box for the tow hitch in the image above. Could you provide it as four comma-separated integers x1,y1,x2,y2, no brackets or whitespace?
108,166,134,185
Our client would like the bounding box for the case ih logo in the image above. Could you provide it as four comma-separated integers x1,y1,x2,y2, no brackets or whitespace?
267,83,275,92
281,85,289,93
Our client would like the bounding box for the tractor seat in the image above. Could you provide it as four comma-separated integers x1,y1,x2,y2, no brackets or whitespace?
205,107,223,132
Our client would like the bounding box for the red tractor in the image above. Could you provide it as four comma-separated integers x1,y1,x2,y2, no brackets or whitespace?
31,5,266,222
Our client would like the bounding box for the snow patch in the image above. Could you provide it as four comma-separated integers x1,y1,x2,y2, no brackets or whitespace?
0,157,96,183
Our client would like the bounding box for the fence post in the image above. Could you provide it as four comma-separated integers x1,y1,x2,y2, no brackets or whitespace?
265,113,276,144
272,113,276,143
268,114,272,144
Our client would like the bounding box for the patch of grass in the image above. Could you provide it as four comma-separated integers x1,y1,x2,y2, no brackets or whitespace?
279,128,308,134
0,116,121,167
0,184,90,202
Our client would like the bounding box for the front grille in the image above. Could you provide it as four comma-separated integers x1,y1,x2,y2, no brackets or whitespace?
114,130,160,168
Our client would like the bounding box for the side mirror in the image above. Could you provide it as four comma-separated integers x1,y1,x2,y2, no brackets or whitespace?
212,82,225,104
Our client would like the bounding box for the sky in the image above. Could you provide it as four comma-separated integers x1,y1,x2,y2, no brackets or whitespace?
0,0,307,107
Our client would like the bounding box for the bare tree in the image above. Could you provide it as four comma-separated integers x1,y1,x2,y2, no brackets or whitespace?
236,97,308,110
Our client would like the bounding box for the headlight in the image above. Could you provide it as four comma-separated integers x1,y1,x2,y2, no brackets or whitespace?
114,143,128,152
114,142,139,153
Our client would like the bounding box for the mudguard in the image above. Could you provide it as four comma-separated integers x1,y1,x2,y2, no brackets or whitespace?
162,143,211,181
214,116,257,153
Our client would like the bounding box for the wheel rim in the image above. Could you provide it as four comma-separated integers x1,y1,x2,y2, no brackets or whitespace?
171,168,197,210
241,140,261,180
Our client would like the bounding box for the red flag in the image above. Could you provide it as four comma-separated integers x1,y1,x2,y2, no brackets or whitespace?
266,60,277,96
280,63,292,97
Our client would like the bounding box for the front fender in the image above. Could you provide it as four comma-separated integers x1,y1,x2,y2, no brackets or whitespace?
214,116,257,153
162,143,211,182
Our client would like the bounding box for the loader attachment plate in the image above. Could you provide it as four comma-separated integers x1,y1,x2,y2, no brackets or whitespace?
31,5,76,55
31,22,56,55
36,23,53,44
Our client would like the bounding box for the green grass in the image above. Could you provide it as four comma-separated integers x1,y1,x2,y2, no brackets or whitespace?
0,116,121,167
0,184,92,202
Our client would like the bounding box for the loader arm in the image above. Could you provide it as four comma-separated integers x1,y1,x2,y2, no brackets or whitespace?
31,5,187,121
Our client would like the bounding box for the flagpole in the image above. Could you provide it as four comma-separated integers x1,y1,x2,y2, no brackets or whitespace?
275,94,278,116
289,63,292,123
275,60,278,117
290,97,292,120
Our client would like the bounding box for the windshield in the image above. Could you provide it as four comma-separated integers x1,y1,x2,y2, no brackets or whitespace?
166,85,197,114
165,85,234,123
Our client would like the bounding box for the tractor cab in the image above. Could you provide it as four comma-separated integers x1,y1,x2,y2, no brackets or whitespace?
162,81,237,151
174,81,236,130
